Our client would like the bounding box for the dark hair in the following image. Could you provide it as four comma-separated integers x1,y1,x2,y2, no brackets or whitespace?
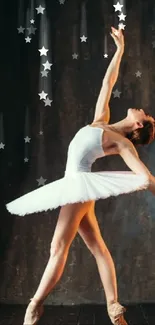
126,119,155,146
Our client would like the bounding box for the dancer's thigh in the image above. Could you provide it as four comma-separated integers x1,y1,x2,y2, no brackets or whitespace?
78,201,107,254
51,201,93,249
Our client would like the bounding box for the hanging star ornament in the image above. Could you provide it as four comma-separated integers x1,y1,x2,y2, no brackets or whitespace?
38,91,48,99
113,89,121,98
24,157,29,163
27,27,32,35
41,70,49,77
27,26,37,35
24,136,31,143
72,53,79,59
39,46,49,56
59,0,65,4
104,53,108,58
25,36,32,43
118,23,126,30
36,176,47,186
118,13,126,21
31,26,37,34
135,71,142,78
80,35,87,42
44,97,53,106
36,5,45,14
0,142,5,149
30,19,35,24
17,26,25,33
113,2,123,12
42,60,53,70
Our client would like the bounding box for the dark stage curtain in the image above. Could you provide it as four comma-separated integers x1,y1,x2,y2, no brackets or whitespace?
1,0,155,304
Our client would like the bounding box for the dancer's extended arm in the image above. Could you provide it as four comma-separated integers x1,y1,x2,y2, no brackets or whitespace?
93,27,124,123
119,141,155,194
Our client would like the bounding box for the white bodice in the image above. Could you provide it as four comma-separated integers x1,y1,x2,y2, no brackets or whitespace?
64,125,105,176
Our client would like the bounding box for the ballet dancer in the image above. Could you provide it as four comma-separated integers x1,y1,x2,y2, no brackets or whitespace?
6,27,155,325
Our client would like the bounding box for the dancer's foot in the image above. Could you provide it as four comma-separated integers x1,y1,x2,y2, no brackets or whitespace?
107,301,128,325
23,298,44,325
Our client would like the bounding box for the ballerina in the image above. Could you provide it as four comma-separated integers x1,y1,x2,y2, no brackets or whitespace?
6,27,155,325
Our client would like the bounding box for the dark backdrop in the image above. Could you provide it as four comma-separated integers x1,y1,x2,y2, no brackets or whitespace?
1,0,155,305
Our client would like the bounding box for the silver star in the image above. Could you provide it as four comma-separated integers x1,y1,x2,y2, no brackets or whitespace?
32,26,37,34
39,131,43,135
38,91,48,100
113,89,121,98
152,40,155,48
118,23,126,30
30,19,35,24
104,53,108,58
135,71,142,78
27,27,32,34
42,60,53,70
41,70,49,77
118,13,126,21
44,97,53,106
72,53,79,59
36,5,45,14
0,142,5,149
17,26,25,33
24,136,31,143
27,26,37,35
113,2,123,12
59,0,65,3
25,36,31,43
80,35,87,42
36,176,47,186
38,46,49,56
24,157,29,163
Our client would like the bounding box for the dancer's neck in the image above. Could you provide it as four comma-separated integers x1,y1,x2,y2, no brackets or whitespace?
110,118,135,137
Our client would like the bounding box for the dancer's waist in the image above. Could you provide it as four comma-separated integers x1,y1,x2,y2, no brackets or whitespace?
64,166,91,177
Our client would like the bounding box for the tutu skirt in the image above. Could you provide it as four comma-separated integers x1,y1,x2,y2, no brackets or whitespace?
6,171,149,216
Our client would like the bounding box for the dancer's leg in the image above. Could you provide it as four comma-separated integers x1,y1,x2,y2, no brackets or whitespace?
78,201,117,305
31,201,92,303
23,201,92,325
78,202,128,324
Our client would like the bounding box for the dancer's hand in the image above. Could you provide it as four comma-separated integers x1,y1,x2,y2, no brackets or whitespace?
110,27,124,51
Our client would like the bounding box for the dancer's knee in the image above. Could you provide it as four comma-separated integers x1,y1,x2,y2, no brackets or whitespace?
50,240,69,257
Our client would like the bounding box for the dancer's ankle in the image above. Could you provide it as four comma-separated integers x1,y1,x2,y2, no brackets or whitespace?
30,297,43,305
107,299,117,307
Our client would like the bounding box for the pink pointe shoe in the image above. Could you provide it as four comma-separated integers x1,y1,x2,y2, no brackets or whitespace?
23,298,44,325
107,302,128,325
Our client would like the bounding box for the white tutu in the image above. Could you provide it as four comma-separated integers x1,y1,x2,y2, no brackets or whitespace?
6,171,148,216
6,125,149,216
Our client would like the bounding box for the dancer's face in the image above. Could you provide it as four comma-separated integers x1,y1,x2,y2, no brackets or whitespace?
127,108,154,127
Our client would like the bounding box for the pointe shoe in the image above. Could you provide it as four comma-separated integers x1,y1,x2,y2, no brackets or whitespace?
107,302,128,325
23,298,44,325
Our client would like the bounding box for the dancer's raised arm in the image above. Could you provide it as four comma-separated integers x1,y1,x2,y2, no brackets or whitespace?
93,27,124,123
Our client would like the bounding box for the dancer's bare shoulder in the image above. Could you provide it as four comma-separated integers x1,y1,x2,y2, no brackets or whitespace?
89,121,130,156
